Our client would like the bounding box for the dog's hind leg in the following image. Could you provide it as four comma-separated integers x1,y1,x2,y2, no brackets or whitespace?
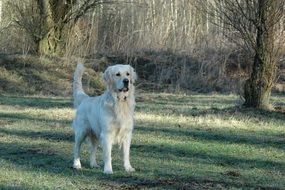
88,134,99,168
73,123,87,169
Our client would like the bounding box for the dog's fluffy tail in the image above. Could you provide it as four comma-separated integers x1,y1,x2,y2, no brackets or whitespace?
73,63,89,108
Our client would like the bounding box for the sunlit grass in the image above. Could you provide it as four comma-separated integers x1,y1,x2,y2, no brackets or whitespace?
0,93,284,189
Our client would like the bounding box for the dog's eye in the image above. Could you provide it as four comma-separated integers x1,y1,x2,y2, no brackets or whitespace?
116,73,121,77
126,72,130,76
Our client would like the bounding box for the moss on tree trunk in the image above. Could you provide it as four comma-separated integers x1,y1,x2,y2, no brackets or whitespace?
39,26,65,55
36,0,72,55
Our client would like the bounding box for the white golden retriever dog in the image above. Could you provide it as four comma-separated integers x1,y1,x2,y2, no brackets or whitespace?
72,63,137,174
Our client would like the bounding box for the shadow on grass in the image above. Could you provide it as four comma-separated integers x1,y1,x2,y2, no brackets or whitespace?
0,136,283,189
0,95,72,109
132,143,285,173
0,141,256,189
0,141,73,178
95,174,241,189
0,185,33,190
0,127,73,142
136,124,285,151
202,107,285,123
0,95,284,189
138,104,285,124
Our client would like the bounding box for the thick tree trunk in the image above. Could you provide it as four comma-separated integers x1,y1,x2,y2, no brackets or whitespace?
243,0,276,109
39,25,65,54
37,0,73,55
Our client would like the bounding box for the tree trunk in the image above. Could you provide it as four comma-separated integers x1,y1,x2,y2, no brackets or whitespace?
39,25,65,55
244,0,276,109
37,0,73,55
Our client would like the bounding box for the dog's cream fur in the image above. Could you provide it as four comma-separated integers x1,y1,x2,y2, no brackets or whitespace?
72,63,137,174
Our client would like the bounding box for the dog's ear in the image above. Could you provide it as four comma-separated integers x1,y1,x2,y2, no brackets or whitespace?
129,65,137,84
103,66,112,83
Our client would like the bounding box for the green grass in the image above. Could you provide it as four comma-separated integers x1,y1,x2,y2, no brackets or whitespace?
0,93,284,189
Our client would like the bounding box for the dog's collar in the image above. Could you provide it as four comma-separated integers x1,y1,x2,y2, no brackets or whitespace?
107,91,129,102
117,95,128,102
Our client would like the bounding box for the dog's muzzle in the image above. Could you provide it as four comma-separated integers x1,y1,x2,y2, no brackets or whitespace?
118,78,129,92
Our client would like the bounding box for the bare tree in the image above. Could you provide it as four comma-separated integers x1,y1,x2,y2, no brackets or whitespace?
7,0,48,53
2,0,285,96
8,0,104,54
202,0,285,109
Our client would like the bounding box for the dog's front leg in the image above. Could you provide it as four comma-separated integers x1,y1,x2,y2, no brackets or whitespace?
123,132,135,172
102,134,113,174
73,125,87,169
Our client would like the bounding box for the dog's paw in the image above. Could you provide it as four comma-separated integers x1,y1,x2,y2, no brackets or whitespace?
73,164,82,169
73,159,82,169
125,166,135,173
103,169,113,174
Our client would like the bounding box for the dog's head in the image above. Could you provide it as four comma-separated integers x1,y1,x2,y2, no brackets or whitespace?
103,64,137,97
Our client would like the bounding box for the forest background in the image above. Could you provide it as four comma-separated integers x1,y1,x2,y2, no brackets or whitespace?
0,0,285,105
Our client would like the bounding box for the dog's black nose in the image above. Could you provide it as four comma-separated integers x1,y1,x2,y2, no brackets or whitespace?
123,78,129,84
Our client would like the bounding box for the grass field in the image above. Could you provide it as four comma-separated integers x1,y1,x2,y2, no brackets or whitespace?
0,93,284,189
